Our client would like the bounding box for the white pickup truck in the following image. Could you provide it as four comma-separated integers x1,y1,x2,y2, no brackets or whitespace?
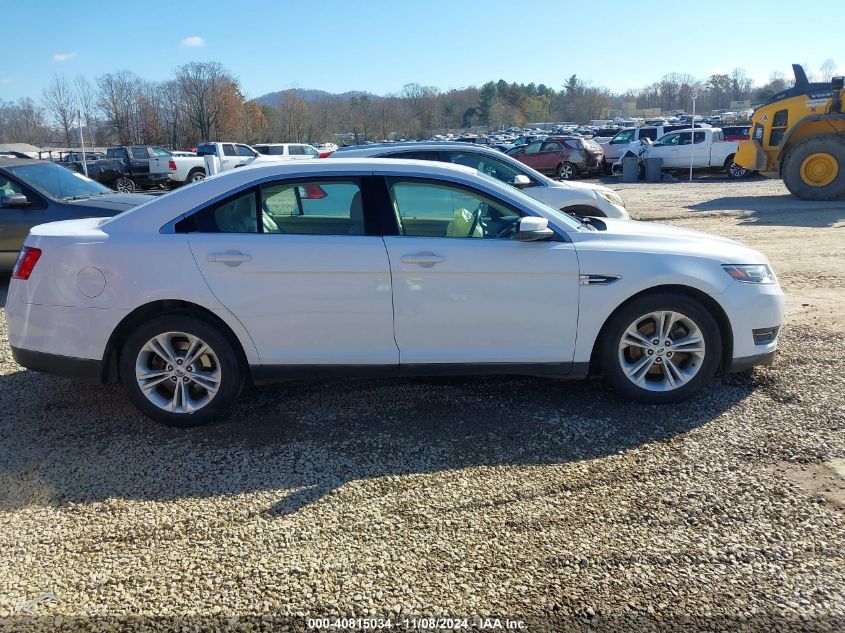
642,127,747,177
611,128,748,178
149,141,291,186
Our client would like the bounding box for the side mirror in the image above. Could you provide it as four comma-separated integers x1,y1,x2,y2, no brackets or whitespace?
1,193,30,208
516,216,554,242
512,174,531,188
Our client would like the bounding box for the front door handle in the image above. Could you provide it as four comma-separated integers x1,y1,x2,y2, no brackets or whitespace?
401,252,445,266
207,250,252,266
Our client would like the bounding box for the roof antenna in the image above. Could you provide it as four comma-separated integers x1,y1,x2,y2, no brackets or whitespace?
792,64,809,88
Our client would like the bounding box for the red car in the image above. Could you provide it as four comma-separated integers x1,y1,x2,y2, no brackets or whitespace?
507,136,603,180
721,125,752,142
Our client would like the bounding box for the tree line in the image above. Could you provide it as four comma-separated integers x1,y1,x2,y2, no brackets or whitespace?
0,59,838,149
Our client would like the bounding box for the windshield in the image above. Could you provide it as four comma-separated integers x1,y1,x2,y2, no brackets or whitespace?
6,162,111,200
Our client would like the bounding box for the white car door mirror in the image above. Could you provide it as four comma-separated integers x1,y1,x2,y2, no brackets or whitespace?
516,216,554,242
512,174,531,188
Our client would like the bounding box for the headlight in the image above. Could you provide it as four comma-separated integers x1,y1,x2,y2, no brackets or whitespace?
722,264,775,284
597,190,625,207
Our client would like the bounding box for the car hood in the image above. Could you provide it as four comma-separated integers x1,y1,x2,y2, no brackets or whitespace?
65,193,151,213
553,179,615,194
583,218,769,264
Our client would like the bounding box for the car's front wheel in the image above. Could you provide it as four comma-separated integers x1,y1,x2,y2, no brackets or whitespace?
600,293,722,403
119,315,244,426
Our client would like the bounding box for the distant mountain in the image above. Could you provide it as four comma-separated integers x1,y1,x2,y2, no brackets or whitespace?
252,88,374,107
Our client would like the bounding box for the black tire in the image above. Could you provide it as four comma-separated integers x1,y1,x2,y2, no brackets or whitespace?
114,176,136,193
186,168,206,184
724,155,748,179
557,162,577,180
600,292,722,404
781,134,845,201
119,315,244,427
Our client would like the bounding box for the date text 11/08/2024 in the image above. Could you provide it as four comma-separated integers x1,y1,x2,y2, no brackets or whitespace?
306,617,527,630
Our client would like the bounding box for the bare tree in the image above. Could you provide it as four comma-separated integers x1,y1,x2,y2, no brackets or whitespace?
97,71,143,144
74,75,97,140
820,59,838,82
277,90,309,142
175,61,236,140
42,74,76,145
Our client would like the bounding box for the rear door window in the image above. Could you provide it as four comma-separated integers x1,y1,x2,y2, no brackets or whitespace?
260,179,363,235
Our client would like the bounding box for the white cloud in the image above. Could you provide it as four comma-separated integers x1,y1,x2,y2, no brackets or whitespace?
179,36,205,48
52,52,78,62
0,78,13,85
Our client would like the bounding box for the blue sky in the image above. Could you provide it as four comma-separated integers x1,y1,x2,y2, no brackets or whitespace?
2,0,843,101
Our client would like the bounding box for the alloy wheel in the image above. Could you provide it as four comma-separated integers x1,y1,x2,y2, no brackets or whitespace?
558,163,575,180
617,310,706,392
728,162,748,178
116,177,135,193
135,331,221,414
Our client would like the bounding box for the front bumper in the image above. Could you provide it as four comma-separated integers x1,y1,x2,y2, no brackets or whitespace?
729,350,776,372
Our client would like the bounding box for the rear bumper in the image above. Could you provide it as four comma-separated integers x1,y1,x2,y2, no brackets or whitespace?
11,346,102,382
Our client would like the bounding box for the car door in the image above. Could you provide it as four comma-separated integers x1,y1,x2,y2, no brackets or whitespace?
234,144,259,167
0,172,45,268
674,131,709,168
129,147,152,182
219,144,241,171
651,132,682,167
183,175,398,366
382,177,580,369
516,141,546,171
538,140,566,172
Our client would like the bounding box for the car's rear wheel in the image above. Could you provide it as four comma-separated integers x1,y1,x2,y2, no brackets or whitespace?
725,155,748,179
600,293,722,403
557,162,577,180
115,176,136,193
186,168,206,183
119,316,244,427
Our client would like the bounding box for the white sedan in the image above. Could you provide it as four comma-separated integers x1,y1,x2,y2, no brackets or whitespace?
7,159,783,426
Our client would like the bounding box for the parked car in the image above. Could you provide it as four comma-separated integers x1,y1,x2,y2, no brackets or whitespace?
329,141,628,218
8,159,783,426
63,145,172,192
507,136,603,179
721,125,752,142
149,142,287,186
253,143,322,159
0,158,149,270
600,125,710,172
636,128,748,178
60,152,106,163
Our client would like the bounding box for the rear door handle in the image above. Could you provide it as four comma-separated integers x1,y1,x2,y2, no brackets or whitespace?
401,252,445,266
207,250,252,265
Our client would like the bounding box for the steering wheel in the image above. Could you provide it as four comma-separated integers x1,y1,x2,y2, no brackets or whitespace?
467,205,486,237
493,217,519,238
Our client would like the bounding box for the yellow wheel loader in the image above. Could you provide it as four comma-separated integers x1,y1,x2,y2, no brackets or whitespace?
734,64,845,200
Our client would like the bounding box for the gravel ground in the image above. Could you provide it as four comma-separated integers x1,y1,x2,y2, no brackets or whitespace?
0,177,843,632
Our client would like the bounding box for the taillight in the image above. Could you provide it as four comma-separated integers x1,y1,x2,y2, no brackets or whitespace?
168,159,177,171
12,246,41,280
318,152,333,158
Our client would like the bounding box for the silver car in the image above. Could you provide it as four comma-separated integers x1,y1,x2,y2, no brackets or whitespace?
328,142,628,219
